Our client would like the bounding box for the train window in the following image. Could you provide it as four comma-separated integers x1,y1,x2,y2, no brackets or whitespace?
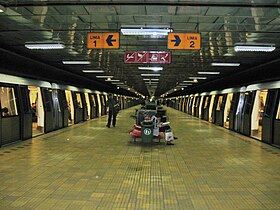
276,99,280,120
216,95,223,111
76,93,83,108
0,86,18,117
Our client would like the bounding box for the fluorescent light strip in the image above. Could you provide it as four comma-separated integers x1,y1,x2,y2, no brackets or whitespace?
106,79,120,82
112,82,124,85
96,75,114,78
189,77,207,80
63,61,91,65
198,71,220,75
82,70,104,73
211,63,240,67
234,45,275,52
141,74,161,77
25,43,65,50
0,5,6,13
138,67,163,71
183,80,195,83
143,78,159,81
121,28,172,36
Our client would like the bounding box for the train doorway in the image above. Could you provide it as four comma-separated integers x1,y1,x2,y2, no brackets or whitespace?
208,95,215,122
28,86,44,137
251,90,268,140
65,90,74,126
84,93,91,120
224,93,233,128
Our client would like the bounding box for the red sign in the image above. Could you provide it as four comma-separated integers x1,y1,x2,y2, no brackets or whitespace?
124,51,171,64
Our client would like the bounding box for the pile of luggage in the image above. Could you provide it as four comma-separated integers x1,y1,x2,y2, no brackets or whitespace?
129,103,169,143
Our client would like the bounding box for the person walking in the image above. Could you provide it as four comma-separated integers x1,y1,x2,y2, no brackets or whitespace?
106,93,119,128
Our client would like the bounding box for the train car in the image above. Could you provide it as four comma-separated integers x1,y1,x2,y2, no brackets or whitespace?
0,74,54,146
168,80,280,147
243,81,280,144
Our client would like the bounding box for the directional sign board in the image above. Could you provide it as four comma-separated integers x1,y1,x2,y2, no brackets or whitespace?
87,32,119,49
168,33,201,50
124,51,171,64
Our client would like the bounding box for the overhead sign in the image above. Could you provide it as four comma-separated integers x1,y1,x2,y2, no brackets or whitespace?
124,51,171,64
168,33,201,50
87,32,119,49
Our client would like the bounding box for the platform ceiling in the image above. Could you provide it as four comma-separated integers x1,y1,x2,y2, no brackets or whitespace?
0,1,279,97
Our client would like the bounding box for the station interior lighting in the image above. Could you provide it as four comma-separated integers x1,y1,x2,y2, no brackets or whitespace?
25,41,65,50
183,80,196,83
138,67,163,71
189,77,207,80
96,75,114,78
106,79,120,82
198,71,220,75
141,74,161,77
0,5,6,13
211,63,240,67
121,28,172,36
234,44,275,52
62,60,91,65
82,70,104,73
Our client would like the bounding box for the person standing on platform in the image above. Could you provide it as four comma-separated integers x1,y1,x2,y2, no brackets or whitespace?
106,93,119,128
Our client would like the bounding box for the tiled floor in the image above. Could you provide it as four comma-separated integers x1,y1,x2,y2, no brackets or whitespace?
0,106,280,210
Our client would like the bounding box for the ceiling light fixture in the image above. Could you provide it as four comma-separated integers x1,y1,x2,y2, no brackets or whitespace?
138,67,163,71
143,78,159,81
189,77,207,80
141,74,161,77
183,80,195,83
198,71,220,75
0,5,6,13
63,61,91,65
82,70,104,73
211,63,240,67
96,75,114,78
112,82,124,85
106,79,120,82
145,82,158,84
234,44,275,52
25,41,65,50
121,28,172,36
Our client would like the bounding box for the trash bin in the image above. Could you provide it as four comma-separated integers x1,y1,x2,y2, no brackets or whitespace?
141,120,154,144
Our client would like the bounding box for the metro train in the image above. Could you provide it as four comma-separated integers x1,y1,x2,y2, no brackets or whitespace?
0,73,140,147
166,80,280,147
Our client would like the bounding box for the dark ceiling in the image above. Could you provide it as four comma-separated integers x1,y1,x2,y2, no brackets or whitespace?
0,0,279,97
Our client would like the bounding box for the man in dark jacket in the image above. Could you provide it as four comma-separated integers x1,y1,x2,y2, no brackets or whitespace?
106,93,119,128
